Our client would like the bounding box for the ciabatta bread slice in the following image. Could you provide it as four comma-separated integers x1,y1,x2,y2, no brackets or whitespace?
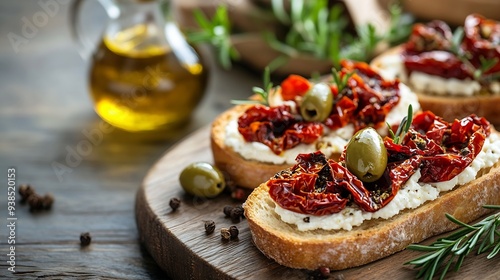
371,45,500,125
244,134,500,270
211,81,420,189
211,104,310,190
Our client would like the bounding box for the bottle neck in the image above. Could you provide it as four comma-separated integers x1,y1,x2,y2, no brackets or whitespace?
103,0,172,57
112,0,168,22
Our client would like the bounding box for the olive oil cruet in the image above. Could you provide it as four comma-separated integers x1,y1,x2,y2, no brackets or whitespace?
70,0,208,131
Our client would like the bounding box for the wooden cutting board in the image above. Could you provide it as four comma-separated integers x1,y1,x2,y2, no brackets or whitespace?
135,125,500,280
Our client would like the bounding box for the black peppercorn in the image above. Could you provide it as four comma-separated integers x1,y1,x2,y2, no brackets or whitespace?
169,198,181,211
230,206,244,223
229,225,239,239
303,217,310,223
223,205,233,217
204,220,215,235
42,193,54,210
27,194,43,212
235,205,244,218
220,228,231,241
80,232,92,246
19,184,35,203
27,193,54,212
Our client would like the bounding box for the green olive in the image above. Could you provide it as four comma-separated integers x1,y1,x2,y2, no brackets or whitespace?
300,82,333,122
345,127,388,183
179,162,226,198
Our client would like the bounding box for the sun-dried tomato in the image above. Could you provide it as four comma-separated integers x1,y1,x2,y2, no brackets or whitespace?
269,151,420,214
387,111,489,183
405,20,452,53
403,51,472,79
402,14,500,80
324,60,401,131
463,14,500,74
402,20,472,79
269,152,350,215
237,105,323,155
269,113,490,215
280,74,312,101
238,61,400,153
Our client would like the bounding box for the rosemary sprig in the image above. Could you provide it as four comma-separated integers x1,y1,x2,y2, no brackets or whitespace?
449,27,499,82
231,67,272,106
450,27,465,55
475,56,500,80
186,6,238,70
266,1,413,67
187,2,412,70
339,23,381,64
405,205,500,280
387,104,413,144
385,4,414,45
331,68,353,94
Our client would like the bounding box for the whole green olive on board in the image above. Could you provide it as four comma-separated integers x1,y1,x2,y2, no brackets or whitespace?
345,128,388,183
179,162,226,197
300,82,333,122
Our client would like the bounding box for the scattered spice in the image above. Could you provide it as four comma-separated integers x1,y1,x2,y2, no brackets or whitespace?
41,193,54,210
223,204,245,222
27,194,43,212
80,232,92,246
204,220,216,235
223,205,233,217
18,184,35,203
18,184,54,212
220,227,231,241
229,225,239,239
169,198,181,211
235,205,245,217
303,217,310,223
230,205,244,223
29,193,53,212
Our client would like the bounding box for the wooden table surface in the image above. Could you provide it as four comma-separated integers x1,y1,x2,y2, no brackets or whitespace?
0,1,260,278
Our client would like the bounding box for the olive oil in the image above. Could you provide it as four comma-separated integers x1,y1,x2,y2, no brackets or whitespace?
89,24,208,131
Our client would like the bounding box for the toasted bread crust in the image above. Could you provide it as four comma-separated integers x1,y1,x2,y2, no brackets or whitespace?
244,151,500,270
210,104,291,189
371,45,500,126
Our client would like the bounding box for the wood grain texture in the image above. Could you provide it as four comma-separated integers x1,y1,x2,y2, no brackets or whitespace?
136,126,500,280
0,1,259,279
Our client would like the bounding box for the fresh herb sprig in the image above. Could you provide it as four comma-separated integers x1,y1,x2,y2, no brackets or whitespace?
331,68,353,94
385,4,415,45
231,67,272,106
188,2,412,70
450,27,499,82
251,66,273,105
268,1,412,67
387,104,413,144
186,6,238,70
405,205,500,280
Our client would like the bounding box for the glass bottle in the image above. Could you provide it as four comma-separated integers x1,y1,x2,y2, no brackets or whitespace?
71,0,208,131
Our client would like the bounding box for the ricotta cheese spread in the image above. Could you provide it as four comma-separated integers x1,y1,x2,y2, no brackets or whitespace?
376,54,485,96
224,83,420,165
274,132,500,231
490,82,500,94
